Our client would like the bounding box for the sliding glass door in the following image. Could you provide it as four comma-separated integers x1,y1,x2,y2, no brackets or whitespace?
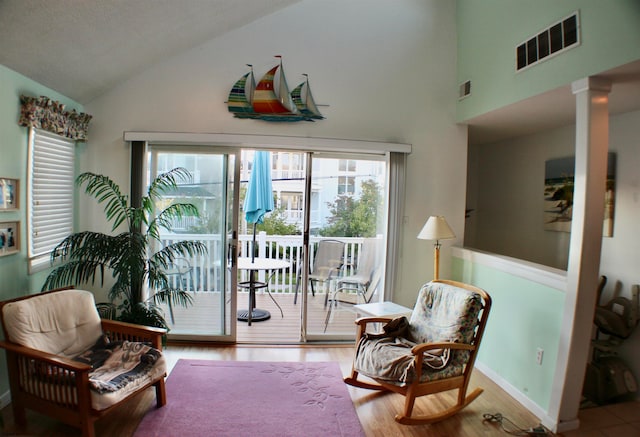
147,146,239,341
141,145,389,343
302,153,388,340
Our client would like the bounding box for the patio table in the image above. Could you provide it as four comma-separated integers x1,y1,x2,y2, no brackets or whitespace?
237,257,290,325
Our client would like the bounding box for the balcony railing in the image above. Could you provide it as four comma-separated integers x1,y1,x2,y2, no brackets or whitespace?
159,232,369,294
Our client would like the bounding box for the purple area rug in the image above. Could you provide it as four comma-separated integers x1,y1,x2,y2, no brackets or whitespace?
134,359,365,437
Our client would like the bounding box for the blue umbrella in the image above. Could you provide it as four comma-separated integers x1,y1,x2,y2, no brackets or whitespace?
244,151,274,261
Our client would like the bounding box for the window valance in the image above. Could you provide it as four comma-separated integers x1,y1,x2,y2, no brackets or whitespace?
19,95,92,141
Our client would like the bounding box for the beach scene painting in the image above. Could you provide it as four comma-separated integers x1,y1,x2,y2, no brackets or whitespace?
543,153,616,236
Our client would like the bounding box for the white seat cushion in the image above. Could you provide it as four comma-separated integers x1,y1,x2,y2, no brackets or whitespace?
2,289,102,358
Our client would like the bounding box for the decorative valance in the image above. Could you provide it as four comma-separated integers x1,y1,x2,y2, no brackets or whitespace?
19,95,92,141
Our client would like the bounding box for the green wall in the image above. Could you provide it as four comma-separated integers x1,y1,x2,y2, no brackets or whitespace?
456,0,640,122
452,255,565,411
0,64,83,401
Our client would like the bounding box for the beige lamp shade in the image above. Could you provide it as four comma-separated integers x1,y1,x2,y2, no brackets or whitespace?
417,216,455,280
417,216,455,241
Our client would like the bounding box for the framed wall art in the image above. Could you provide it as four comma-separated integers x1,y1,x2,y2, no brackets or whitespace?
0,221,19,256
0,178,19,211
544,153,616,236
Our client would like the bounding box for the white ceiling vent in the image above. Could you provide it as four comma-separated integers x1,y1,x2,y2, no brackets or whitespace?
516,11,580,72
459,80,471,99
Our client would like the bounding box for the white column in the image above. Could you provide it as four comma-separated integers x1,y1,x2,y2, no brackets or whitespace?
547,77,611,432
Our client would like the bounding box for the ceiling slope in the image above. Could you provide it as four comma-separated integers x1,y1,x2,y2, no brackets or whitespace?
0,0,299,103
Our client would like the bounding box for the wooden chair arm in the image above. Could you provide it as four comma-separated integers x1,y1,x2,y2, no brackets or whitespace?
411,341,475,356
0,340,92,372
101,319,167,350
354,316,393,326
352,316,394,342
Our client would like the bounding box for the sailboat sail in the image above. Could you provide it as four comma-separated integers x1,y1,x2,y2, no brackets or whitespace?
291,74,324,120
252,58,304,121
228,57,324,122
227,69,257,119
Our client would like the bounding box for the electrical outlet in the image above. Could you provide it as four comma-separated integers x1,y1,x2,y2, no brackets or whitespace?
536,348,544,365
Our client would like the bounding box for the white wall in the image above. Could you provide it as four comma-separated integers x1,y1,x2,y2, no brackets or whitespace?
82,0,467,307
466,125,574,269
466,108,640,395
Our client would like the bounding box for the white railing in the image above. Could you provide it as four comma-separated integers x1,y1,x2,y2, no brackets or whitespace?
159,232,369,294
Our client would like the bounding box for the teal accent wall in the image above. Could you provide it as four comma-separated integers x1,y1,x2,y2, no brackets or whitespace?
0,64,83,399
452,255,565,411
456,0,640,122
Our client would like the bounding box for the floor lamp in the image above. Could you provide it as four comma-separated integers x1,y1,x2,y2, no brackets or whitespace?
417,216,455,280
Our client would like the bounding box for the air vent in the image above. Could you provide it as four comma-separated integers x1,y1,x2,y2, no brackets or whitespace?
459,80,471,99
516,11,580,71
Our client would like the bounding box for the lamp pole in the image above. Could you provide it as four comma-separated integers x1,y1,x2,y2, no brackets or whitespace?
433,240,441,280
417,216,455,281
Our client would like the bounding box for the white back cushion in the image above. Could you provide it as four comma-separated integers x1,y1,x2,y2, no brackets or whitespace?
2,289,102,358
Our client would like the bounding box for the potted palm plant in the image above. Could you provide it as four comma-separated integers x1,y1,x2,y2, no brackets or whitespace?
42,167,207,329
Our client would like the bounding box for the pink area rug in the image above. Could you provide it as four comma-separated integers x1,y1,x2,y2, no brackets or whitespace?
134,359,365,437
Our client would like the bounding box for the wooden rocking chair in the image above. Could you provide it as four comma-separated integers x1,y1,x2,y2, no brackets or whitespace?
344,279,491,425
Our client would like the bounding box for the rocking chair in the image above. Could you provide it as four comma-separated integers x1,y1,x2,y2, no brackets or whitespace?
344,279,491,425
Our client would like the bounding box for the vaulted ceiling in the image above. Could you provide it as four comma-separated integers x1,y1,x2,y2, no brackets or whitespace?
0,0,299,104
1,1,638,145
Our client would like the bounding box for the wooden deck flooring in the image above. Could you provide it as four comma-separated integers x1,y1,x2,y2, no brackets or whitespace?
159,290,370,343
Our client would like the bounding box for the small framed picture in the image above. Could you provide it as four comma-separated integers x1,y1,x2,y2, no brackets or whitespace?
0,221,19,256
0,178,19,210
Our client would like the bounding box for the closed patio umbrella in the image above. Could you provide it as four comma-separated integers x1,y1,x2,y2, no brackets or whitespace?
239,151,275,324
244,150,274,257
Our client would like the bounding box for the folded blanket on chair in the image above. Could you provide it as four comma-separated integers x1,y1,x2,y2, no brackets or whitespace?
361,316,451,371
74,337,161,393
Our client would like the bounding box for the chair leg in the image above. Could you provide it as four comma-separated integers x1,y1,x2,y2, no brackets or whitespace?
80,418,96,437
324,301,333,332
402,386,418,420
11,402,26,427
264,288,284,318
155,379,167,407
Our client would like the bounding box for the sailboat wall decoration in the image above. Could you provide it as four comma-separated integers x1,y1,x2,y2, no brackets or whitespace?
227,56,324,122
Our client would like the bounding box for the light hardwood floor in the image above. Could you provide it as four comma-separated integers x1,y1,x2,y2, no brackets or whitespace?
2,293,638,436
0,343,557,437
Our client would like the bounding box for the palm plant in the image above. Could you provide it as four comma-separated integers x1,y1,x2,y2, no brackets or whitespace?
42,167,207,329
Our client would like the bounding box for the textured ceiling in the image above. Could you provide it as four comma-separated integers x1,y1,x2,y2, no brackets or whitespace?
1,1,637,144
0,0,299,103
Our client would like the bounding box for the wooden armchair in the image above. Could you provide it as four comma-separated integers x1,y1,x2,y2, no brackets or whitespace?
344,279,491,425
0,288,167,437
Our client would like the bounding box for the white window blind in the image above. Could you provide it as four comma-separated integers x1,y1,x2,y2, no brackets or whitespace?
28,128,75,266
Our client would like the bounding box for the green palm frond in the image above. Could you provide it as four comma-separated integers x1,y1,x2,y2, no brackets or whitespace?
119,302,169,331
42,260,107,290
77,173,130,231
148,202,200,241
43,167,207,330
147,167,192,201
151,240,207,265
151,287,194,309
51,231,120,264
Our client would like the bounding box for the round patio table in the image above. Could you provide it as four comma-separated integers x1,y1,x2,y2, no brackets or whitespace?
237,257,290,325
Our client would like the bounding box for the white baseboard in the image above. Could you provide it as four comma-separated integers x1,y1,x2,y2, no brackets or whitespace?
475,362,558,431
0,389,10,409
